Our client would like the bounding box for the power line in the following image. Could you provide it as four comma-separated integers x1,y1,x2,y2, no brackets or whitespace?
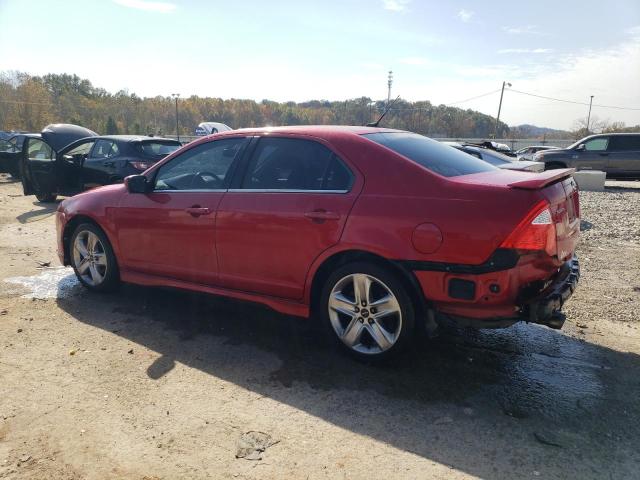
444,88,501,106
507,88,640,111
384,89,503,112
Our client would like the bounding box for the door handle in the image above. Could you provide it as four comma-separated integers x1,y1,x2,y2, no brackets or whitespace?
103,161,115,167
304,210,340,222
598,153,609,157
185,206,212,217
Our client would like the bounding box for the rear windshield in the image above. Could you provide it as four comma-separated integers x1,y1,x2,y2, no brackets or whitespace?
135,141,181,158
363,132,498,177
476,148,514,166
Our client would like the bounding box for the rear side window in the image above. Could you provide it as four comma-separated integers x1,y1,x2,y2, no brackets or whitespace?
242,137,353,191
27,139,55,161
364,132,497,177
608,135,640,151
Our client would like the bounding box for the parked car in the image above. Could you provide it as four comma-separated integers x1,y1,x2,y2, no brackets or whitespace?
56,126,580,361
444,142,544,172
534,133,640,179
1,134,30,178
195,122,233,136
515,145,559,161
22,126,181,202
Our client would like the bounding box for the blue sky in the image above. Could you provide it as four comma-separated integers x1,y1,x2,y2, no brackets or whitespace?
1,0,639,129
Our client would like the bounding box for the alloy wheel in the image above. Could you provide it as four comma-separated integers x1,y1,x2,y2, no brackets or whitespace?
328,273,403,355
73,230,108,286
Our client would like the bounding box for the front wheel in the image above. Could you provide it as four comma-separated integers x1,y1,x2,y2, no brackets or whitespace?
319,262,415,362
70,223,120,292
35,192,57,203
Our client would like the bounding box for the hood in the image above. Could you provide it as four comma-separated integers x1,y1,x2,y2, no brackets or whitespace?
41,124,98,153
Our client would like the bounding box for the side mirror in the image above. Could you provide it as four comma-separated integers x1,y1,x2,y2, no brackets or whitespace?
575,144,585,151
125,174,149,194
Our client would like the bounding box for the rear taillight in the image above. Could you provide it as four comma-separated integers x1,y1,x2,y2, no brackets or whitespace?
130,161,150,171
500,200,557,256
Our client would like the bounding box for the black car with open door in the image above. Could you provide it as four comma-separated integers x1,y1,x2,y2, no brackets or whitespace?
22,125,181,202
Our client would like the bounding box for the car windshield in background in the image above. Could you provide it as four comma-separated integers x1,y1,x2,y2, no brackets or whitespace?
135,141,181,157
363,132,498,177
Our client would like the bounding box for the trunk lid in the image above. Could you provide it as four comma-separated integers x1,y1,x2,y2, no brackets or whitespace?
541,175,580,261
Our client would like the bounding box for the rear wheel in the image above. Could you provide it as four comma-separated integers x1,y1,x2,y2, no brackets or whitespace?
35,192,57,203
70,223,120,292
320,262,415,362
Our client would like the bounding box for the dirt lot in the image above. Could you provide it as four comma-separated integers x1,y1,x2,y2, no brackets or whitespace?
1,175,639,480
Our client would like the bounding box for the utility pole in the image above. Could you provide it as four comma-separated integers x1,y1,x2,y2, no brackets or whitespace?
586,95,594,134
171,93,180,142
387,70,393,106
495,81,511,139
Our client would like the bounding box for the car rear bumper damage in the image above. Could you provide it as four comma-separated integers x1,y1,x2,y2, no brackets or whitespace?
521,255,580,329
401,252,580,331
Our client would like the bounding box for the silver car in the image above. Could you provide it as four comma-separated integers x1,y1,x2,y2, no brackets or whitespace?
445,143,545,172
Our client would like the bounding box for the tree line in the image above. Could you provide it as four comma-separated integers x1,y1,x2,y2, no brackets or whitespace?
1,71,637,139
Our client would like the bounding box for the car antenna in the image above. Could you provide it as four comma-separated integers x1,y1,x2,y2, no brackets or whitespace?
366,96,401,127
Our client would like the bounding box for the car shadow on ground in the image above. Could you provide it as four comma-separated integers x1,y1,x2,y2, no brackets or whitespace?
56,283,640,479
16,200,60,224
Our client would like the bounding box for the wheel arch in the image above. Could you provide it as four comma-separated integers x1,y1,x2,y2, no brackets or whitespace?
308,249,429,324
62,214,114,266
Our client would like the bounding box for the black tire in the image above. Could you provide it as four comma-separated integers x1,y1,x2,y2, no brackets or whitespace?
35,192,57,203
545,162,567,170
319,261,415,362
70,223,120,292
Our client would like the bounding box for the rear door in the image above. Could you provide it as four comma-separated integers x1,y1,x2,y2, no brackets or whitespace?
607,135,640,178
115,137,248,285
83,139,121,187
216,136,358,299
22,138,57,196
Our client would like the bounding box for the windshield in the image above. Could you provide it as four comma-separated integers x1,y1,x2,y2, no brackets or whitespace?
363,132,497,177
135,141,181,158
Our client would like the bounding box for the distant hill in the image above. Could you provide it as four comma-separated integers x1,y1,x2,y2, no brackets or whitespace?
510,124,572,139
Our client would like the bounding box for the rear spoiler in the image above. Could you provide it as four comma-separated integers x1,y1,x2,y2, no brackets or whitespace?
508,168,575,190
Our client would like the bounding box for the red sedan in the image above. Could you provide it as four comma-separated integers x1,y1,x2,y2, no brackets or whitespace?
55,126,580,360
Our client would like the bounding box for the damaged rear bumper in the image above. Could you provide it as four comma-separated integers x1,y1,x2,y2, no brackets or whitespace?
521,255,580,329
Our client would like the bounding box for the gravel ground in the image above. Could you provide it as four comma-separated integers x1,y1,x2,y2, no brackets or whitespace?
0,176,639,480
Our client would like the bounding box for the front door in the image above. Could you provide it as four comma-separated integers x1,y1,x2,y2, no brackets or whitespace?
22,138,57,196
216,136,358,300
57,138,97,194
573,136,610,172
114,137,248,285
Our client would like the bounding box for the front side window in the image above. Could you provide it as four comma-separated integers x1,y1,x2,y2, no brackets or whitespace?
583,137,608,151
28,139,55,161
241,137,352,191
154,137,247,191
91,140,120,159
67,141,95,156
364,132,497,177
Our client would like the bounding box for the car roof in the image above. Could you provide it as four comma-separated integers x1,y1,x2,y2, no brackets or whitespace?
216,125,402,138
91,135,180,142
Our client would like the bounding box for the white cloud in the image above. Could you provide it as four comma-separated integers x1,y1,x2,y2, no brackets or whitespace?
360,62,385,70
382,0,410,12
457,9,474,23
399,57,430,66
502,25,543,35
112,0,176,13
498,48,553,54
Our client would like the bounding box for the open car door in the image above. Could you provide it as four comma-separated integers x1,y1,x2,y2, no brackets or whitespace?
21,124,97,200
21,137,57,198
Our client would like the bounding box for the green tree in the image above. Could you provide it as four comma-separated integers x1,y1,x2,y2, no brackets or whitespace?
105,116,119,135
